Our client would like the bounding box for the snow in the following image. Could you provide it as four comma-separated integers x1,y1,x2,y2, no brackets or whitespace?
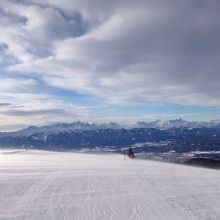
129,118,220,130
0,150,220,220
15,122,122,137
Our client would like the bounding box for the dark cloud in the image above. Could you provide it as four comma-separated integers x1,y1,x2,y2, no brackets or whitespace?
3,108,66,116
0,103,11,107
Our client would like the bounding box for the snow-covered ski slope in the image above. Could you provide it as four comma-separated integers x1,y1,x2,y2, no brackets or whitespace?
0,150,220,220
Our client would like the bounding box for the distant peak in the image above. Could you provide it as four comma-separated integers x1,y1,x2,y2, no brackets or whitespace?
175,117,183,121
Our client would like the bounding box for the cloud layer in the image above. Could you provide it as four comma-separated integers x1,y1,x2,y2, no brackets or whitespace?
0,0,220,130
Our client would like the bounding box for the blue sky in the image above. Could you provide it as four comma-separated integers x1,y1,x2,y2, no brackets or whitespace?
0,0,220,131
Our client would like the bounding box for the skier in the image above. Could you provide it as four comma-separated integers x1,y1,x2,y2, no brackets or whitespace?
127,148,135,158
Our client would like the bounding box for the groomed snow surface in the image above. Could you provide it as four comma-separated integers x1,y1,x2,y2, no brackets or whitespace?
0,150,220,220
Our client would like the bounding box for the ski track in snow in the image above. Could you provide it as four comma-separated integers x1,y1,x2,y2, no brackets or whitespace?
0,150,220,220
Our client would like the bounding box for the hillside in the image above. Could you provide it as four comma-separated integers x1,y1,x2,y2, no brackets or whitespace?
0,150,219,220
0,126,220,155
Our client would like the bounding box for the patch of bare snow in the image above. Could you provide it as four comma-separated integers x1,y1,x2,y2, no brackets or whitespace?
0,150,220,220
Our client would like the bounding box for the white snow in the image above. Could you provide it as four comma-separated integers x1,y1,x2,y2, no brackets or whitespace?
0,150,220,220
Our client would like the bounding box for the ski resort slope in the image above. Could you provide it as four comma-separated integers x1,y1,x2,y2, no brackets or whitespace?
0,150,220,220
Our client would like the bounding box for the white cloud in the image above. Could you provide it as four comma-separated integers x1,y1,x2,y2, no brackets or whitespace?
0,0,220,129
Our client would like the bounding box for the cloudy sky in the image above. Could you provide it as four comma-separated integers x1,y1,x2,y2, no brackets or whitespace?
0,0,220,131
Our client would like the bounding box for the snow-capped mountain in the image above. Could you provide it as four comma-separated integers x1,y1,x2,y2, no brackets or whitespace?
0,118,220,139
129,117,220,130
1,118,220,138
0,119,220,153
14,121,122,137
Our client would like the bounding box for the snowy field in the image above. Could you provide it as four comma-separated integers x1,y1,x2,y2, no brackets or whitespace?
0,150,220,220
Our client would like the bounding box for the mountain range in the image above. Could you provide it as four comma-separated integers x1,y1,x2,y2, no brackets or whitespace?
130,117,220,130
2,117,220,136
0,118,219,153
